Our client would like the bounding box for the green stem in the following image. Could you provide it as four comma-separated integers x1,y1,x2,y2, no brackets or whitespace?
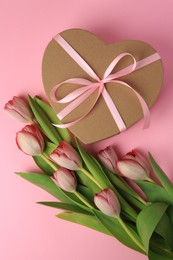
116,216,146,253
74,191,94,209
40,153,58,172
80,168,103,190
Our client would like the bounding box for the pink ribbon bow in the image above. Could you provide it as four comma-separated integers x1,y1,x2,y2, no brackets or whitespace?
51,34,160,131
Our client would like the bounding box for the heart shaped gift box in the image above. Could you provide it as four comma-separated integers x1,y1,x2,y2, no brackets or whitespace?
42,29,163,144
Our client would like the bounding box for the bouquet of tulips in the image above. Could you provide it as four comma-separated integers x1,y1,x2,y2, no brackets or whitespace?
4,95,173,260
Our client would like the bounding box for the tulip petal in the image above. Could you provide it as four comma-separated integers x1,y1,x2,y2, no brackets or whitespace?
94,194,116,216
60,141,82,167
98,155,116,173
16,132,42,156
4,108,29,122
16,125,44,156
50,141,82,170
53,168,77,192
94,189,120,217
59,172,76,192
24,125,44,150
107,189,120,215
124,150,149,171
4,96,33,123
117,159,148,180
13,96,33,119
50,153,79,170
98,146,118,173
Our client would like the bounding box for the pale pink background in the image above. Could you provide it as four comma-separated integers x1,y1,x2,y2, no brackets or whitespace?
1,1,173,259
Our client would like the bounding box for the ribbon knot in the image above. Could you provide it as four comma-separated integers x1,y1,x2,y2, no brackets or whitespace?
99,79,105,84
50,34,161,131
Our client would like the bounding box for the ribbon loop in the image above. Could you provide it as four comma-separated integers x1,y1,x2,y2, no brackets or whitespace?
103,52,136,79
51,34,161,132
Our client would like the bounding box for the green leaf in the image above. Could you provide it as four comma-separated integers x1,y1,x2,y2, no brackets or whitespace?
135,181,173,205
148,153,173,196
167,206,173,224
88,153,138,220
43,142,57,156
136,202,168,253
35,96,71,143
17,172,73,202
150,236,173,259
105,169,135,196
33,155,55,175
149,250,173,260
76,138,111,188
17,172,96,217
155,212,173,249
76,169,100,193
37,201,91,214
33,142,58,175
17,172,92,213
105,170,145,210
77,185,94,202
76,139,137,221
122,193,145,210
93,209,146,254
57,212,112,236
28,95,62,144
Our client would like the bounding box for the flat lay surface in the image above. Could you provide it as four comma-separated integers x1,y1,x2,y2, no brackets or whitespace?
1,1,173,259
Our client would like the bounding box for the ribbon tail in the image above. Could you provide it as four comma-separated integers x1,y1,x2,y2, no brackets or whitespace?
102,88,127,132
111,80,150,129
133,90,150,129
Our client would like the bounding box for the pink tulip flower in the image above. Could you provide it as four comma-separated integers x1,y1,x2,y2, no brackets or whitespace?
117,150,149,181
52,168,77,192
94,188,120,217
4,96,34,123
122,150,149,171
50,141,82,170
98,146,118,173
16,125,45,156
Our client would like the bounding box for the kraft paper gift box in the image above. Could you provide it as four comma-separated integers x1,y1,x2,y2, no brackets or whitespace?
42,29,163,144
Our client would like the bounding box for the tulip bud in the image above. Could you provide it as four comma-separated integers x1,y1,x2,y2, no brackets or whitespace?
52,168,77,192
16,125,45,156
50,141,82,170
117,157,149,181
4,96,34,123
98,146,118,173
94,189,120,217
123,150,149,171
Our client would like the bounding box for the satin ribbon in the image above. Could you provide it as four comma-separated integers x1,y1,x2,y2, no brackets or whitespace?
51,34,160,131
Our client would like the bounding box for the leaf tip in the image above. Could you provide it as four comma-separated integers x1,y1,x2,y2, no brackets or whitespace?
28,94,32,100
34,95,41,101
15,172,22,176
